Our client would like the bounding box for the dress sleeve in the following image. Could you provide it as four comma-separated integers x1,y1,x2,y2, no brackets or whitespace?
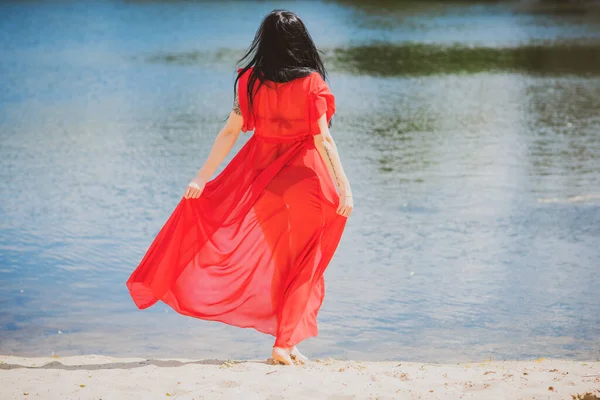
308,73,336,135
236,68,255,133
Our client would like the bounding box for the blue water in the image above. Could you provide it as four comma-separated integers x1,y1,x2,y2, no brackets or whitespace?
1,0,599,362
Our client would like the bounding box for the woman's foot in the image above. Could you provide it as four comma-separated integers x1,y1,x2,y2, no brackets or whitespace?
290,346,309,364
272,347,294,365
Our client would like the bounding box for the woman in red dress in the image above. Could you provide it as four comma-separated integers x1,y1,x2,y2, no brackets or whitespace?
126,9,353,365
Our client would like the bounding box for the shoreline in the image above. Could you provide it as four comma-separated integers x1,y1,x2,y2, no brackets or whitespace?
1,354,598,399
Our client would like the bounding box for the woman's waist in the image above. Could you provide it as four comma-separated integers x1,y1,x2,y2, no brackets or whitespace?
253,131,313,143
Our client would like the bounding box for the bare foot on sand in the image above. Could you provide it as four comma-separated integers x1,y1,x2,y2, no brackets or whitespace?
272,347,294,365
290,346,309,364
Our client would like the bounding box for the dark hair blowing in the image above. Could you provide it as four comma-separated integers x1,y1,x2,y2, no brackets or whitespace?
233,9,328,118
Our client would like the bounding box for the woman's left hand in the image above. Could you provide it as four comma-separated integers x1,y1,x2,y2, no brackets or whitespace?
184,176,207,199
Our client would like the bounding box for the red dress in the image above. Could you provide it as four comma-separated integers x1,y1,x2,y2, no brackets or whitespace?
126,68,347,348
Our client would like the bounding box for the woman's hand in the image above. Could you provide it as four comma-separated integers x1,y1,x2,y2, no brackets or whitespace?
184,176,207,199
337,192,353,217
313,113,353,218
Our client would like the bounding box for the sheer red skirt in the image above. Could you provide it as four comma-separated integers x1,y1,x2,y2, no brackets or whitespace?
126,132,347,348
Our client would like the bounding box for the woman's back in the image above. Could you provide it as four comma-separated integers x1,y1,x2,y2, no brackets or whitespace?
237,67,335,141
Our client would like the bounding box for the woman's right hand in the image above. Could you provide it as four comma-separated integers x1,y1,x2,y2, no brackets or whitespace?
184,176,207,199
337,192,353,217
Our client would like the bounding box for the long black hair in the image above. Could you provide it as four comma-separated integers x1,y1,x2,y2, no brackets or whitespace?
233,9,328,117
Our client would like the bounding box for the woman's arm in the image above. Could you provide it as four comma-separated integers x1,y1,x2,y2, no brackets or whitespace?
313,114,354,217
184,96,244,199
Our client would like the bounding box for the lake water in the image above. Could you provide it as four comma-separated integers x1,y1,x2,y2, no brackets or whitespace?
1,0,599,363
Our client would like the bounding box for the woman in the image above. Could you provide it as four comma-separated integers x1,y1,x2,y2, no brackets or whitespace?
126,9,353,366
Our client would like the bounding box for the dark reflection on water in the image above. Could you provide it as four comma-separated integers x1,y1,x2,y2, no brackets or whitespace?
143,42,600,77
1,0,599,362
524,79,600,188
144,48,242,66
368,105,439,175
515,0,600,17
332,42,600,76
334,0,600,18
333,0,508,12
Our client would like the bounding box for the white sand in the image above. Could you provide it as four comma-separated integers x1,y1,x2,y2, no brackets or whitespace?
1,354,598,399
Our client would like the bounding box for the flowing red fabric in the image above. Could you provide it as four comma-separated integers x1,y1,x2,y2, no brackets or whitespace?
126,68,347,348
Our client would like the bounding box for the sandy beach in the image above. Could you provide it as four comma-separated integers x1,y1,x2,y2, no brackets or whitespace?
1,354,598,400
